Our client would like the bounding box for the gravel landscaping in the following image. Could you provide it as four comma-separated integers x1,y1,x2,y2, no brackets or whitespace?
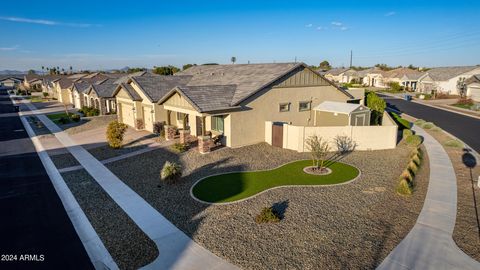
63,115,116,135
106,141,429,269
61,169,158,269
50,152,80,169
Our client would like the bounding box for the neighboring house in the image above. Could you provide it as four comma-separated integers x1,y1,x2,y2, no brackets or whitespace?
417,66,480,95
71,81,91,109
83,79,119,114
0,76,22,88
113,62,355,148
40,75,64,98
54,78,75,104
383,68,424,90
324,68,359,83
361,68,387,88
313,101,371,126
466,75,480,101
23,74,42,90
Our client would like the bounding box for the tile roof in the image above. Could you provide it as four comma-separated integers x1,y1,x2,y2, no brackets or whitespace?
385,67,424,79
25,74,41,83
91,83,118,98
325,68,351,76
131,75,192,102
67,73,88,79
466,74,480,85
177,62,301,105
424,66,479,81
118,83,142,101
57,78,74,89
73,82,91,93
172,85,237,112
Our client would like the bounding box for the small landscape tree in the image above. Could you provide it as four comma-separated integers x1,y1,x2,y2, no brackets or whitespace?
305,135,330,171
106,120,128,149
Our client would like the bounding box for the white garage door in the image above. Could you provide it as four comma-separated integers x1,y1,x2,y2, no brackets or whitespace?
469,86,480,102
121,103,135,128
74,93,81,108
143,106,153,132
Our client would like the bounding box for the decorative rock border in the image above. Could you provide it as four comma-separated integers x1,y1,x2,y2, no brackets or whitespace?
302,166,332,175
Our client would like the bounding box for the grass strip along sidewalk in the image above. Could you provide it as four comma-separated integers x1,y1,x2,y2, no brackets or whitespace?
192,160,359,203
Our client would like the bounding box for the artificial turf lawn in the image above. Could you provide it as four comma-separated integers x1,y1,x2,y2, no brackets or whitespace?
192,160,359,203
47,112,75,123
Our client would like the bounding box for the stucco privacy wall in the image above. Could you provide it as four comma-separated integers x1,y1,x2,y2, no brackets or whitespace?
269,112,397,152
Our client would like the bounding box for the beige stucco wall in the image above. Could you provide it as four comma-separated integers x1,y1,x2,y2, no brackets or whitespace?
275,111,396,152
315,111,349,126
228,85,350,148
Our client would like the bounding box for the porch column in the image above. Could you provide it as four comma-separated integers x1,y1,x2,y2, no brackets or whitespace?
201,116,206,136
166,110,171,125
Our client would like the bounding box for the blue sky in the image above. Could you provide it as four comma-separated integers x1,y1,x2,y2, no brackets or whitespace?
0,0,479,70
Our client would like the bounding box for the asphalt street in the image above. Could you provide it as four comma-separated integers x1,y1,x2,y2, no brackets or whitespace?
380,94,480,153
0,88,93,270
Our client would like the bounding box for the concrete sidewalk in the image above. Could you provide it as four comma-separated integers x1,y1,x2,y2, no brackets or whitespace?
21,99,238,269
377,127,480,270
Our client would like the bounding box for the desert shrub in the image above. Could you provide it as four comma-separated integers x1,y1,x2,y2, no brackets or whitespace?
136,119,144,130
406,135,422,146
171,143,188,153
410,147,423,159
58,117,69,124
444,139,463,148
106,120,128,149
42,92,49,98
414,119,426,126
390,112,411,130
396,178,413,195
255,207,281,224
366,92,386,125
70,114,80,122
400,169,413,182
408,160,419,174
387,81,404,92
412,151,422,164
333,135,356,154
422,122,435,129
153,121,166,135
80,106,100,117
160,161,182,183
403,129,413,138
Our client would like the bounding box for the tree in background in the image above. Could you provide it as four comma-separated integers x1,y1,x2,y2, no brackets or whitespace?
319,60,332,70
202,63,219,65
374,63,395,71
69,66,73,74
182,64,196,70
27,69,36,75
231,56,236,64
152,65,180,75
366,91,386,125
127,67,146,73
41,66,45,75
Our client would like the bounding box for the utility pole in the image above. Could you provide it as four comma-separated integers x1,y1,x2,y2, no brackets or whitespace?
349,50,353,68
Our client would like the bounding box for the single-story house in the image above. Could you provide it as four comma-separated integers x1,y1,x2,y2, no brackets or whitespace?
466,75,480,101
54,78,75,104
40,75,64,98
23,74,42,90
324,68,360,83
0,76,22,88
71,81,91,109
313,101,370,126
83,79,119,114
417,66,480,95
160,63,356,147
361,68,387,88
383,68,424,90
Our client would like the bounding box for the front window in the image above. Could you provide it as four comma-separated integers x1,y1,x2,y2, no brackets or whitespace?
211,115,225,133
279,103,290,112
299,101,311,111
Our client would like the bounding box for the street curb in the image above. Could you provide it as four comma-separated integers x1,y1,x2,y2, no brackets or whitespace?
10,95,118,270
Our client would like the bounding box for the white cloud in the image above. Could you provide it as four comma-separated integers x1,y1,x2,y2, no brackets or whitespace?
0,45,18,51
305,23,313,28
0,16,99,27
340,26,348,31
385,11,396,17
331,21,343,26
316,26,325,30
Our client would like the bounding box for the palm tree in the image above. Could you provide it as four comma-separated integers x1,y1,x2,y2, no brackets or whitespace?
231,56,236,64
41,66,45,75
69,66,73,74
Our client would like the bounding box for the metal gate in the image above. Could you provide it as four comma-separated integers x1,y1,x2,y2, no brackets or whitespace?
272,122,284,148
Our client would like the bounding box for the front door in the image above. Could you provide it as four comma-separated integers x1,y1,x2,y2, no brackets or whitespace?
143,107,153,132
272,123,284,148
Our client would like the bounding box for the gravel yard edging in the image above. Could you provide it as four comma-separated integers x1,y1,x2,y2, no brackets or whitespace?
189,160,362,205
